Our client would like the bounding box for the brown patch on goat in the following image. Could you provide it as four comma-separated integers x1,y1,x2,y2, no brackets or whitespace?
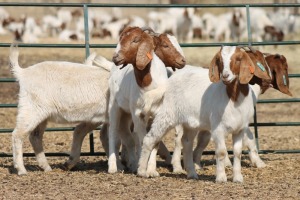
193,28,202,39
69,34,78,40
226,80,249,102
134,64,152,88
265,54,292,96
232,12,240,26
14,30,23,42
263,26,284,42
71,9,82,17
60,22,66,31
102,29,112,38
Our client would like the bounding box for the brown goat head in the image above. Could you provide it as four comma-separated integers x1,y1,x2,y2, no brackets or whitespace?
153,33,186,70
209,46,270,85
265,54,292,96
113,26,154,70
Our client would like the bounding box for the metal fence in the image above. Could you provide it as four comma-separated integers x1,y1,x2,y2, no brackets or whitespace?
0,2,299,157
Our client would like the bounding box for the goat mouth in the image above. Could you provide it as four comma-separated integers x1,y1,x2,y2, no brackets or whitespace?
113,58,125,66
222,79,233,85
175,61,186,68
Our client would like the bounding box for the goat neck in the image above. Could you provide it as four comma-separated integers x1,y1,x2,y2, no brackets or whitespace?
134,52,168,90
224,79,249,102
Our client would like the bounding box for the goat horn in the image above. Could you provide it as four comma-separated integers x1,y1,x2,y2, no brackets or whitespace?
141,26,160,37
263,53,271,56
238,45,256,53
141,26,155,33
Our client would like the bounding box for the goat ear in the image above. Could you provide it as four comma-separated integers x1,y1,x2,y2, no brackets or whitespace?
136,39,153,70
239,52,255,84
275,68,293,96
209,51,221,82
253,52,271,81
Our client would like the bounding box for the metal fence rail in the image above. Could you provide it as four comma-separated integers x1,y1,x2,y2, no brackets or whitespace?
0,2,299,157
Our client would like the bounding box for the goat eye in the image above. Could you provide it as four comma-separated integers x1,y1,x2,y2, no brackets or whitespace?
133,36,141,43
162,43,169,48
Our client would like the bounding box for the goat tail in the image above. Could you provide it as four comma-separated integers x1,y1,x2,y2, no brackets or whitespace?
84,52,97,66
9,43,22,79
137,84,167,123
92,55,113,72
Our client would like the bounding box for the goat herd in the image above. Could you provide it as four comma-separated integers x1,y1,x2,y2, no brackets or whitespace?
0,6,300,43
8,24,293,183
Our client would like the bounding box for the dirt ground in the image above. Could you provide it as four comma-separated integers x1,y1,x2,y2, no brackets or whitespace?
0,3,300,200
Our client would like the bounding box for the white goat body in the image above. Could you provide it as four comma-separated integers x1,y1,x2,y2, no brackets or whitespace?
106,27,186,174
138,47,271,182
10,46,110,175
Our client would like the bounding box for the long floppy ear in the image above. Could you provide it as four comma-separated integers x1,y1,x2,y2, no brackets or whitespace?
274,56,293,96
136,37,154,70
252,51,272,81
209,50,221,82
239,51,256,84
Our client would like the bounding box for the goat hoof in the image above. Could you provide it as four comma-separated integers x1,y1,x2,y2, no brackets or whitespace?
233,174,244,183
137,169,148,178
147,170,160,178
17,169,27,176
43,165,52,172
224,159,232,167
62,162,74,171
108,167,118,174
215,175,227,183
194,163,203,170
254,160,266,168
187,172,199,180
173,167,184,174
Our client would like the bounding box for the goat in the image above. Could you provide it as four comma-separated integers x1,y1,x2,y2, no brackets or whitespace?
137,46,271,182
0,7,9,35
42,15,66,37
236,8,283,43
192,49,292,171
9,45,110,175
104,26,186,174
58,29,85,42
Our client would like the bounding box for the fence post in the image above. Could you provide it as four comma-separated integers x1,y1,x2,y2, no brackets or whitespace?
246,5,252,46
83,4,95,154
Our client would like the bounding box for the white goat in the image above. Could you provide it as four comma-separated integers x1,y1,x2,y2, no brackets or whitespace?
104,27,186,174
101,18,130,40
58,29,85,42
192,50,293,171
0,7,9,35
237,8,280,42
137,46,271,182
9,45,110,175
42,15,65,37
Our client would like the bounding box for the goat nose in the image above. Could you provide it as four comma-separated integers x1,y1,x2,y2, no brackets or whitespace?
182,58,186,64
223,73,229,78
